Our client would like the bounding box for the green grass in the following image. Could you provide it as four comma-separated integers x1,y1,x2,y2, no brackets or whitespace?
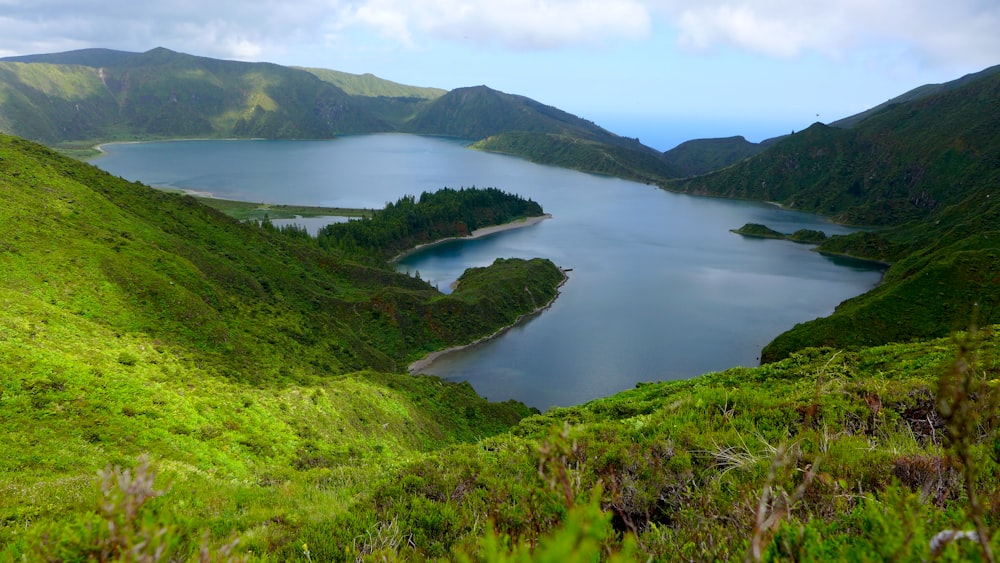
7,315,998,560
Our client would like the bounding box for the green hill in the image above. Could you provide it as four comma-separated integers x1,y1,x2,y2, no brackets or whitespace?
830,64,1000,128
0,132,567,554
0,47,138,67
661,135,766,176
405,85,624,143
472,130,683,183
410,85,681,181
0,47,398,143
665,68,1000,226
299,67,446,100
0,133,568,374
3,132,1000,561
660,65,1000,362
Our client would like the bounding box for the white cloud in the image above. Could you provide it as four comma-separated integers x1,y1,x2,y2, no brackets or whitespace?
343,0,651,49
0,0,995,74
650,0,1000,69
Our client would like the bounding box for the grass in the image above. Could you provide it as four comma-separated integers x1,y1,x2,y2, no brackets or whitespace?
9,311,997,560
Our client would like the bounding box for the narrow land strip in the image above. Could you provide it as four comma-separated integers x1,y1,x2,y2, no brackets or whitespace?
390,213,552,262
408,267,569,375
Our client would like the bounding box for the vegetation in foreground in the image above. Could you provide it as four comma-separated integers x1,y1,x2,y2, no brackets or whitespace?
5,310,1000,560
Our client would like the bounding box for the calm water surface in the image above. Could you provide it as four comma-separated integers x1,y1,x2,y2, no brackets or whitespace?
96,135,883,409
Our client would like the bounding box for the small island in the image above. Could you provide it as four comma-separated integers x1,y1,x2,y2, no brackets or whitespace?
731,223,828,244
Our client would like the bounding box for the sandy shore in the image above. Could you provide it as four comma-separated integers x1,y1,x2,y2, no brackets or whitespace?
407,267,569,374
390,213,552,263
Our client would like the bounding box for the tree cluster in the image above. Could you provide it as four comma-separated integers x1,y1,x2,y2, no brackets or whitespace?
315,187,543,260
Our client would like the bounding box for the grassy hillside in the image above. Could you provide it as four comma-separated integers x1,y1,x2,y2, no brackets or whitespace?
0,132,571,557
762,185,1000,363
6,280,1000,560
299,67,446,100
0,48,395,143
407,85,681,181
830,64,1000,128
0,133,568,374
472,131,683,184
319,328,1000,560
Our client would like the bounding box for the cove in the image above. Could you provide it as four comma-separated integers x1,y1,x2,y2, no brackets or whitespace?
95,135,884,409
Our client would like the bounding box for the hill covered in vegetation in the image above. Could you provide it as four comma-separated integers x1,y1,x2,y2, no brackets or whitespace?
660,135,768,176
0,47,396,142
3,132,1000,561
660,64,1000,363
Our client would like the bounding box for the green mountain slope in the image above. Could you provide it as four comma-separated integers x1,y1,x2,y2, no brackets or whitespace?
0,47,138,67
661,135,765,176
473,130,683,183
323,330,1000,560
0,47,394,142
0,134,567,374
299,67,446,100
666,68,1000,226
410,85,682,180
660,65,1000,361
831,63,1000,128
0,132,565,555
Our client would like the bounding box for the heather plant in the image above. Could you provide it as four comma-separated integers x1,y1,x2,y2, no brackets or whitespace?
22,456,245,562
935,325,1000,562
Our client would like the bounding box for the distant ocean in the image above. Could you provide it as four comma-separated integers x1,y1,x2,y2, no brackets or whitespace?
591,115,811,152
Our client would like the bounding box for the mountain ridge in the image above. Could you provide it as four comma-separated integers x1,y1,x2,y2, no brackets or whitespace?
830,63,1000,128
0,47,681,182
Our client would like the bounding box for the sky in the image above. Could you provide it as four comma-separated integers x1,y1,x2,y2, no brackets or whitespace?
2,1,998,150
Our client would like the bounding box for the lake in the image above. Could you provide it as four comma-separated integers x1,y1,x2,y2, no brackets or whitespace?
95,135,884,409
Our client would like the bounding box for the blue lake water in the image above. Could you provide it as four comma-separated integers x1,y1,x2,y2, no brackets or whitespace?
95,135,884,409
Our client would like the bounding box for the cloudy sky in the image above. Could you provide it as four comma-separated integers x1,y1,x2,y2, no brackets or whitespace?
2,0,997,149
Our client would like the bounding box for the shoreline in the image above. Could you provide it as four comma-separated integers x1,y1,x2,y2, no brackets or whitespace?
93,136,264,153
390,213,552,263
407,268,569,375
813,248,892,269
